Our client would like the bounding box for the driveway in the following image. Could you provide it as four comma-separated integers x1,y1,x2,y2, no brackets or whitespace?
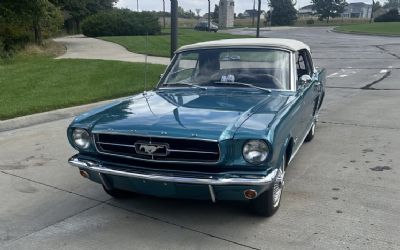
1,27,400,249
54,35,170,65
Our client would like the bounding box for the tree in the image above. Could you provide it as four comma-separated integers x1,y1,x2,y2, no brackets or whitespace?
374,8,400,22
373,0,382,12
195,8,201,18
0,0,63,45
269,0,297,26
212,4,219,23
312,0,347,23
177,6,196,18
384,0,400,9
52,0,118,33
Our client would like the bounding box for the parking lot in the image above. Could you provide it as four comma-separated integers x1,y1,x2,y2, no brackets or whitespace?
1,27,399,249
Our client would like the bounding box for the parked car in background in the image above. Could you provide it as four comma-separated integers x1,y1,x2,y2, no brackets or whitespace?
68,38,326,217
194,21,219,32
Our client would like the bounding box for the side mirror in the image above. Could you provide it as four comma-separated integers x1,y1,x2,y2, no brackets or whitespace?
298,75,312,90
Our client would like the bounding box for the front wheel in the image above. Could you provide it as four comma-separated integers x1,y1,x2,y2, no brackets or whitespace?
250,155,286,217
304,122,316,142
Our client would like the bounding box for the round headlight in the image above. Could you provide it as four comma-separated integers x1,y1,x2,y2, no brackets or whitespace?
72,128,91,149
243,140,269,165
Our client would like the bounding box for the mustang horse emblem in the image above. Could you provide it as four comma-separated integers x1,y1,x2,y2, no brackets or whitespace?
138,144,165,155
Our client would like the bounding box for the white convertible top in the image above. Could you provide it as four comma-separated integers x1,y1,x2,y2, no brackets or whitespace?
177,38,310,52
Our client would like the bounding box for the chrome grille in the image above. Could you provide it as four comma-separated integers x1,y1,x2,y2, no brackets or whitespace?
93,133,220,163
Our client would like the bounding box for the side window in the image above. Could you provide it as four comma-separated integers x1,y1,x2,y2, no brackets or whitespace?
296,50,313,79
304,50,314,75
166,53,199,84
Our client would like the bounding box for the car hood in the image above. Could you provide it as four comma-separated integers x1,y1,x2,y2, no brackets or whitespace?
73,89,293,141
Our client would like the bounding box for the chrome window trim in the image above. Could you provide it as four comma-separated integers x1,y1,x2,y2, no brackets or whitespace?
157,46,295,92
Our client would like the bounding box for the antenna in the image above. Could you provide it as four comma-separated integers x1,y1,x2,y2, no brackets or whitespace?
144,33,148,93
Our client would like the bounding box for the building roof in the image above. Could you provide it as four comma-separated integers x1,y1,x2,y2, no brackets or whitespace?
299,4,314,10
348,2,371,7
176,38,310,52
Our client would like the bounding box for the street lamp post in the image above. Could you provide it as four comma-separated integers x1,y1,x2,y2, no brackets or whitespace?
170,0,178,59
208,0,211,32
256,0,261,37
270,6,273,31
252,0,256,27
163,0,166,28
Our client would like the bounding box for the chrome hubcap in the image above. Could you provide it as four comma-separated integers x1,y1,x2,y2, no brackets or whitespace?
311,123,315,135
272,157,285,207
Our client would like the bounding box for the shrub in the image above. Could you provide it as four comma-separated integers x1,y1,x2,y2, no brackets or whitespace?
374,9,400,22
82,9,161,37
0,25,30,59
306,19,315,25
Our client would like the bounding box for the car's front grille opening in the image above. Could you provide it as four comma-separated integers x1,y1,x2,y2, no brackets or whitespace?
94,133,220,163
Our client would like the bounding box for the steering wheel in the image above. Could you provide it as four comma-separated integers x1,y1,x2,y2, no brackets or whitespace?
257,74,285,89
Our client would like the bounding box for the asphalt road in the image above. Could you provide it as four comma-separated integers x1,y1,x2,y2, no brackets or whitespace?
1,27,399,250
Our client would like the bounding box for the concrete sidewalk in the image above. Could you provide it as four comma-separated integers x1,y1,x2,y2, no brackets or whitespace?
54,35,170,65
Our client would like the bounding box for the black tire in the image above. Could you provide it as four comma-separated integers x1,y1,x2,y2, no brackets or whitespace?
250,155,286,217
102,185,133,199
304,122,316,142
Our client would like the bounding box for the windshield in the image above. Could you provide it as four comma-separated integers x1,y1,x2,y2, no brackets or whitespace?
161,48,291,90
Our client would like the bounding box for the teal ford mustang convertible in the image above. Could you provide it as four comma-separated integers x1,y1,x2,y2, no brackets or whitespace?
68,38,325,216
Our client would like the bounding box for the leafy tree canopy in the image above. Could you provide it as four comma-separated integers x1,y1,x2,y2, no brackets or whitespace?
312,0,347,22
384,0,400,9
270,0,297,26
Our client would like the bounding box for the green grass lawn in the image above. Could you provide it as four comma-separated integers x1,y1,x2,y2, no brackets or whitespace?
335,22,400,36
0,55,165,120
100,29,252,57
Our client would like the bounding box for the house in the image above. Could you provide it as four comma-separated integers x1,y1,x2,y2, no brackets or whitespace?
341,2,372,18
243,9,265,18
298,4,316,18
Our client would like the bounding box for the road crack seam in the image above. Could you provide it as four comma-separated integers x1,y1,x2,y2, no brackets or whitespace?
375,45,400,60
4,202,104,245
104,201,261,250
320,120,400,130
0,170,104,202
1,171,259,249
361,71,391,90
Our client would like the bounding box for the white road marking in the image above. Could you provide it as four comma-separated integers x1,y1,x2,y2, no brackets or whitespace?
327,72,339,78
327,69,359,78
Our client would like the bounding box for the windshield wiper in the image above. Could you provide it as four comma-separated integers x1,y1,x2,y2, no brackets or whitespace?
214,81,271,93
165,81,207,90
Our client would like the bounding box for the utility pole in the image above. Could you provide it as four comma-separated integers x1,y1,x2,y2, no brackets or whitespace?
370,0,374,23
256,0,261,37
170,0,178,59
252,0,256,27
137,0,139,11
208,0,211,32
163,0,166,28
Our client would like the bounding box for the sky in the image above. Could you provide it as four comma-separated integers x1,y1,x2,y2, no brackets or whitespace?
115,0,374,14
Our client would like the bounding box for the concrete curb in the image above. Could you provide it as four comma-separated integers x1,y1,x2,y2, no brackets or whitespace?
0,99,118,132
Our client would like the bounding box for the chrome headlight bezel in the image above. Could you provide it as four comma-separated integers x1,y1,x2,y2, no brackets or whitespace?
72,128,91,150
242,140,270,165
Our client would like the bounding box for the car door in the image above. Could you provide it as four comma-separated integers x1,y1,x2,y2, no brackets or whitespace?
297,50,320,137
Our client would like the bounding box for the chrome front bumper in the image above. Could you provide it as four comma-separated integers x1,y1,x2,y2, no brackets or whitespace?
68,156,277,186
